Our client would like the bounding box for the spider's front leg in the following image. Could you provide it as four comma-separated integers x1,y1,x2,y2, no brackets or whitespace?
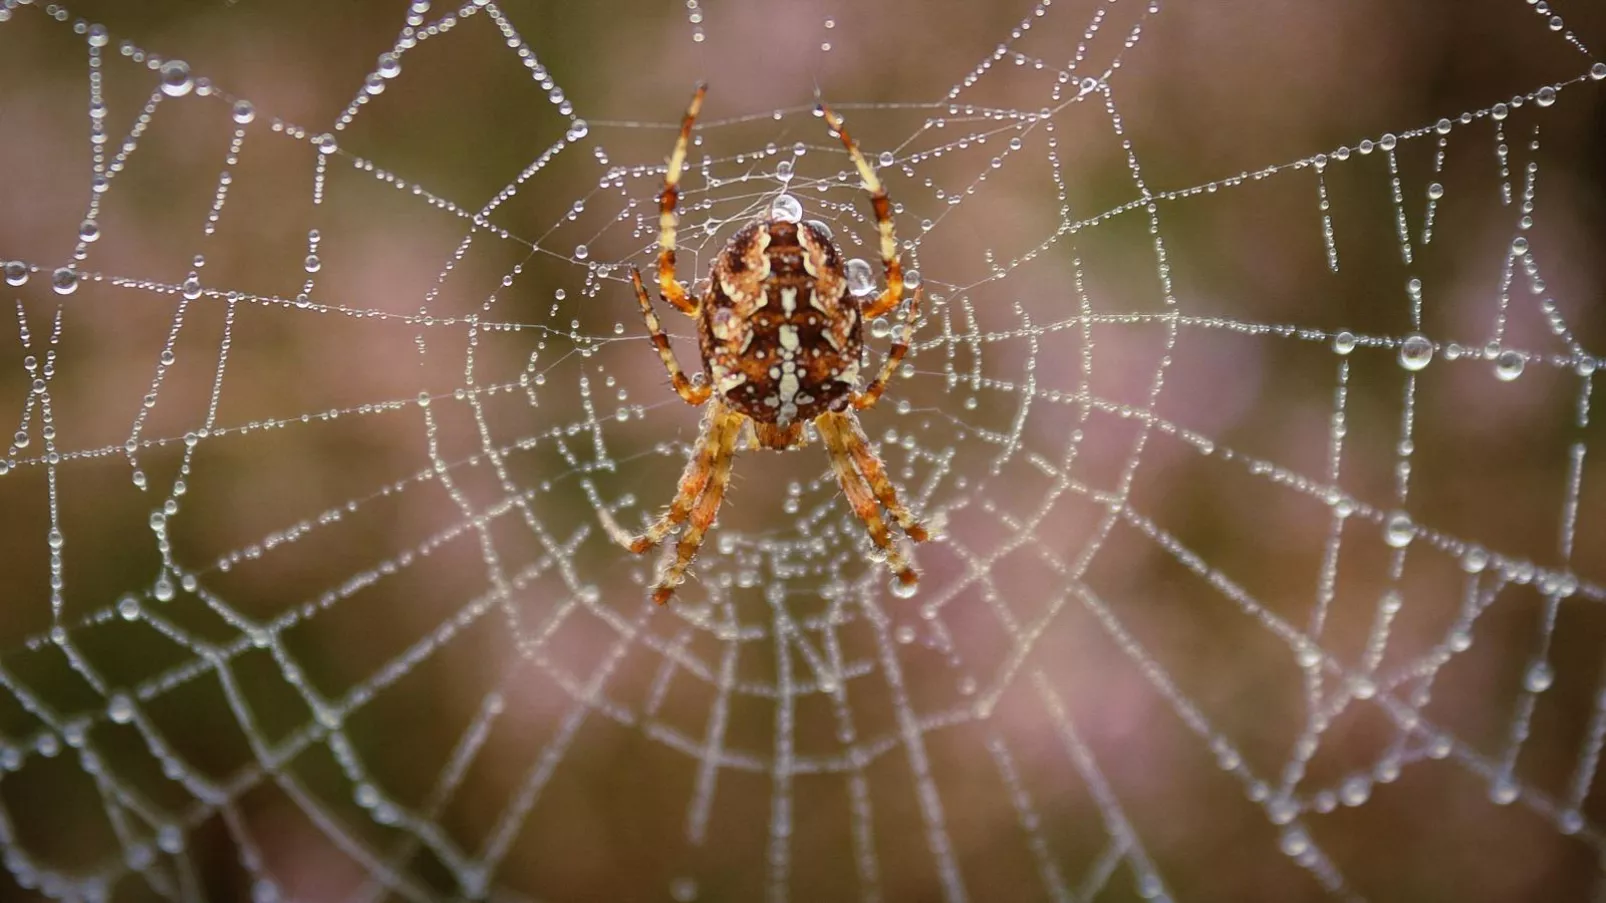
656,84,707,317
852,286,922,412
818,102,904,322
630,267,709,406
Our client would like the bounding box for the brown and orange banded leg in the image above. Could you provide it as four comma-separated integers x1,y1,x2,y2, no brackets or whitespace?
852,286,922,412
832,411,929,542
817,102,904,322
623,403,725,555
630,267,710,406
653,406,743,603
817,413,918,588
657,84,707,317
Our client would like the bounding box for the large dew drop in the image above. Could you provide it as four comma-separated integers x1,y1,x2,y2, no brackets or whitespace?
769,193,802,223
1493,349,1525,381
1397,333,1433,371
1382,511,1414,548
51,267,79,295
159,60,193,97
845,258,875,298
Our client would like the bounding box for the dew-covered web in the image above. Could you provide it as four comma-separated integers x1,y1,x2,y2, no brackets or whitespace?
2,0,1606,900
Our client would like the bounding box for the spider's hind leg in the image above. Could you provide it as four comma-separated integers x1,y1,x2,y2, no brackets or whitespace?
833,411,928,542
651,406,744,604
816,412,919,587
621,402,725,555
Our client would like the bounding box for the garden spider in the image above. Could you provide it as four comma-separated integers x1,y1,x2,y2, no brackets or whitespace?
617,85,928,604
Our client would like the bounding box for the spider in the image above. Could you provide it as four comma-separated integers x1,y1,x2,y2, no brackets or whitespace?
615,84,929,605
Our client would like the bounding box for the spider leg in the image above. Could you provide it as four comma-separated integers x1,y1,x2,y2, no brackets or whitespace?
622,403,724,554
851,286,921,412
631,266,710,405
827,410,929,543
817,412,918,588
657,84,707,317
817,102,904,322
652,406,743,604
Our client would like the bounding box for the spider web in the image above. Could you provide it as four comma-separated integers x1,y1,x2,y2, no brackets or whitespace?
1,0,1604,899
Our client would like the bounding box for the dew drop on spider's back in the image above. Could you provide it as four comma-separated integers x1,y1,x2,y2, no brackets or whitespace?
770,193,802,223
846,258,875,298
889,578,918,599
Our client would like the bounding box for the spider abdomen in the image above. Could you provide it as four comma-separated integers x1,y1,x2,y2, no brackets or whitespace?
699,219,863,435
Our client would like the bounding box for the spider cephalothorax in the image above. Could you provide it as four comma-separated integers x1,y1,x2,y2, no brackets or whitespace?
613,84,927,604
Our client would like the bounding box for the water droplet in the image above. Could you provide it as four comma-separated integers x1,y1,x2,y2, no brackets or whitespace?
905,269,922,289
894,625,916,644
156,824,185,853
573,244,589,261
1295,641,1321,669
87,23,109,47
231,100,255,124
4,261,27,286
1524,660,1554,693
78,220,100,242
806,219,833,241
1494,350,1525,381
1488,775,1518,805
1331,331,1356,355
1340,775,1371,806
182,276,203,300
1435,117,1453,135
1350,675,1377,700
159,60,193,97
47,528,63,550
1491,102,1509,121
670,877,699,902
776,159,794,182
1535,86,1557,107
845,258,875,298
51,267,79,295
107,694,135,724
303,254,321,273
117,595,141,620
889,578,918,599
877,150,894,167
315,133,338,155
1383,511,1414,548
1427,182,1444,200
566,119,589,141
1593,62,1606,81
770,193,803,223
1397,334,1433,371
378,52,402,78
1461,545,1488,573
